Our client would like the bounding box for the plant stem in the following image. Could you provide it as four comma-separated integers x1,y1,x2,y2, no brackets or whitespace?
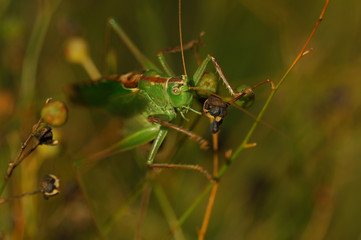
0,190,41,204
103,181,145,235
135,182,152,240
19,0,61,107
154,185,185,240
198,129,219,240
0,119,43,198
74,169,106,240
170,183,214,236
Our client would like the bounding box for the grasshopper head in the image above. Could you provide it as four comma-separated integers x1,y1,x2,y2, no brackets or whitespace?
167,75,193,113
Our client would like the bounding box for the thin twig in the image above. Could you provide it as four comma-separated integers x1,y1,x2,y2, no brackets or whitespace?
73,169,106,240
0,190,41,204
135,182,152,240
0,118,43,197
5,119,43,179
198,128,219,240
154,185,186,240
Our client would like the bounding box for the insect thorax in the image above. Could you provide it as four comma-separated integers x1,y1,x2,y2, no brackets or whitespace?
137,72,192,121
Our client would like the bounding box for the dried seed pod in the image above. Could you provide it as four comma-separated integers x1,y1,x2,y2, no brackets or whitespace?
39,174,60,200
34,125,58,145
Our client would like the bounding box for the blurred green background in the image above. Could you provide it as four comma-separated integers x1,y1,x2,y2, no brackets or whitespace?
1,0,360,239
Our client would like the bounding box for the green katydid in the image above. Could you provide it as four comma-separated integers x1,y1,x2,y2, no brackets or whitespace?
68,15,265,180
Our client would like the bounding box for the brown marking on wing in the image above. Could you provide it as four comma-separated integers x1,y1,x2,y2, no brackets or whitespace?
102,72,142,88
140,76,184,84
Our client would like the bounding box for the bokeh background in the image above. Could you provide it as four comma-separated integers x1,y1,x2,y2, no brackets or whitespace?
1,0,360,239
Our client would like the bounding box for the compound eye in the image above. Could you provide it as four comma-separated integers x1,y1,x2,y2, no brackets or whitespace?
172,86,180,95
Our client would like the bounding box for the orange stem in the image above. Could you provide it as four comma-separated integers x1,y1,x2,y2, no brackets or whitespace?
198,124,219,240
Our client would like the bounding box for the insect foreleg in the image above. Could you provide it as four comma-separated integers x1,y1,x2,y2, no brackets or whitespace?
193,55,237,96
148,116,208,150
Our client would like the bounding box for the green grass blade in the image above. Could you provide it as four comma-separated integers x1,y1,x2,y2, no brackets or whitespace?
108,18,162,72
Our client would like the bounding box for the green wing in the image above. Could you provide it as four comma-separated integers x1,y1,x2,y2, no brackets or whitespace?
67,79,147,118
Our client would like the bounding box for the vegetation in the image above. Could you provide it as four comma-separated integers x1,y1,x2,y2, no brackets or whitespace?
2,0,360,240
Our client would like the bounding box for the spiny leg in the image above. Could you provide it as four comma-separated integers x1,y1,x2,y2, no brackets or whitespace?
193,55,277,105
146,116,212,181
147,162,213,182
157,32,204,56
157,32,205,76
193,54,238,97
148,116,208,150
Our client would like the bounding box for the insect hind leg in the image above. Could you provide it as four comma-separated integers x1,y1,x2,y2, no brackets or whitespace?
147,162,214,182
146,116,212,181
